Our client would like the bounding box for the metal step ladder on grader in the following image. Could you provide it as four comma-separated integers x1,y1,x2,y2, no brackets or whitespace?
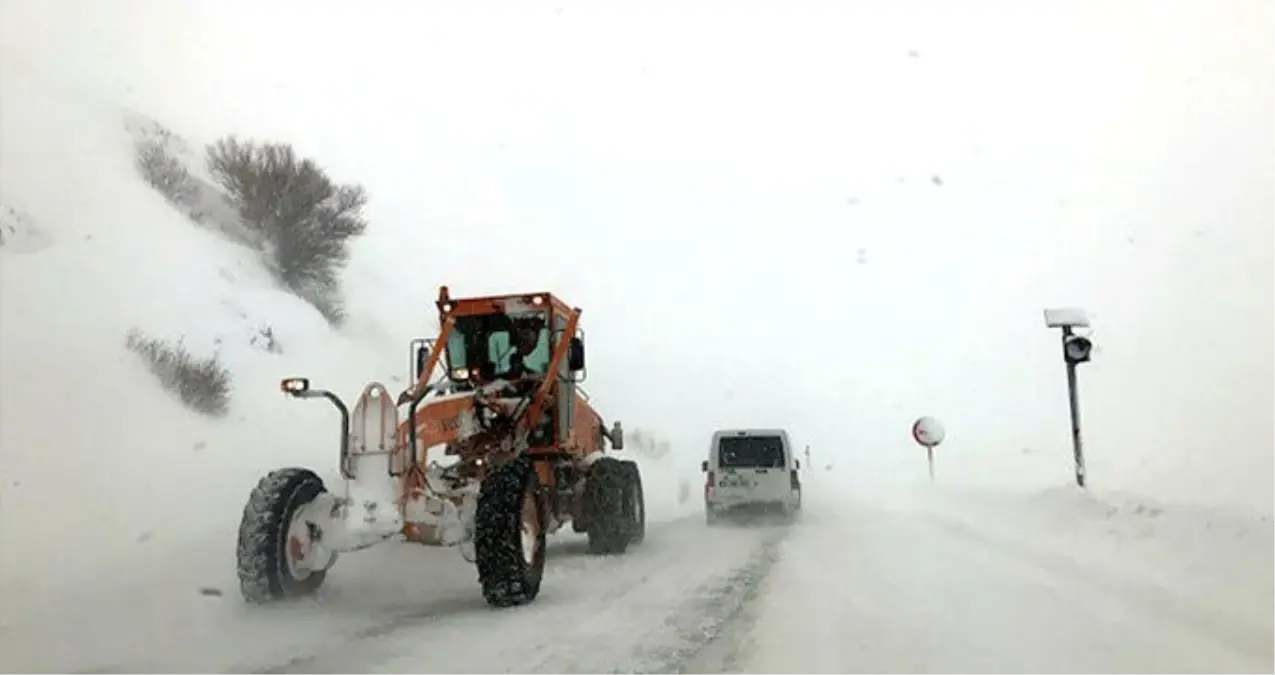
235,286,645,607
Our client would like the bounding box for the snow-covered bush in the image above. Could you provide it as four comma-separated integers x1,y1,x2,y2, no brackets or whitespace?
129,119,200,212
134,139,197,209
249,325,282,354
126,115,264,245
205,136,368,327
125,328,232,417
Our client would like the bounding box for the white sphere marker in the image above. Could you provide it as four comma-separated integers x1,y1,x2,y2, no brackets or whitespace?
911,416,945,448
911,416,946,481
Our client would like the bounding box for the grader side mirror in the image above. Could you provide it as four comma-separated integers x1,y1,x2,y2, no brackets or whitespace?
415,346,429,379
410,337,435,380
568,337,585,372
701,460,709,473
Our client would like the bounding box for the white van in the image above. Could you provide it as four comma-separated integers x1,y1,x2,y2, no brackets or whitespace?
701,428,801,525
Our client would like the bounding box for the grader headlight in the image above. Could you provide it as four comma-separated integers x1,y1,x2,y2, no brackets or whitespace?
280,377,311,396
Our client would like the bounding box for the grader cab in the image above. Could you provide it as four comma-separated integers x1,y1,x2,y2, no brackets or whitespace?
236,286,645,608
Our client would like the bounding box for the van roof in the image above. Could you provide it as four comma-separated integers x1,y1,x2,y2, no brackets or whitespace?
712,428,790,438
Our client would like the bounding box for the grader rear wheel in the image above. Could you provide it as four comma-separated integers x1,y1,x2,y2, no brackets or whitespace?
623,460,646,546
586,457,632,555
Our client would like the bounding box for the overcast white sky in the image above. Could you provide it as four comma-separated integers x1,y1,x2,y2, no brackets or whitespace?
2,0,1271,508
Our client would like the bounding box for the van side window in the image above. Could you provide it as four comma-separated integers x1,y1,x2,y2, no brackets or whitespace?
717,436,785,469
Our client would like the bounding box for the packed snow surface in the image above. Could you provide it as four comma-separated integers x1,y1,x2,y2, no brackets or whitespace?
694,484,1273,674
2,475,1270,673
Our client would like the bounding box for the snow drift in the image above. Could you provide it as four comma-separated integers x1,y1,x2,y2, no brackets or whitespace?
852,481,1275,643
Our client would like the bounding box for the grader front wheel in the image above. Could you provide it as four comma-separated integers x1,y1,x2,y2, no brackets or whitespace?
475,456,547,607
236,467,331,603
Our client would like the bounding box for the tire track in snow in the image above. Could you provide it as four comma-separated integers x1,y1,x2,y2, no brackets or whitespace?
250,515,789,674
522,520,785,675
671,527,791,675
675,509,830,675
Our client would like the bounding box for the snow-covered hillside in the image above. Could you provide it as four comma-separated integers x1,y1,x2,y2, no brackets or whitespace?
0,53,366,584
0,43,691,626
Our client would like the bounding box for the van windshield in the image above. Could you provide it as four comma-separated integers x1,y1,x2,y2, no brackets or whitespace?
717,435,786,469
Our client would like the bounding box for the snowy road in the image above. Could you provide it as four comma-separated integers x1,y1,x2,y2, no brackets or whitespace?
2,488,1270,674
687,495,1274,674
0,513,786,674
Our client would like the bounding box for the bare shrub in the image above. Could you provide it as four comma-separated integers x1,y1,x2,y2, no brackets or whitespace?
126,115,270,248
128,117,200,210
126,329,232,417
206,136,369,326
134,140,197,207
249,325,282,354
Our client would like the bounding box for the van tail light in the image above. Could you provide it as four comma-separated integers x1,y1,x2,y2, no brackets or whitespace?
790,469,801,490
705,471,715,498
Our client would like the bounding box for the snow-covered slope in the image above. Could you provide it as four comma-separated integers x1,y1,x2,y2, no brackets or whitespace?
0,53,365,588
0,45,690,623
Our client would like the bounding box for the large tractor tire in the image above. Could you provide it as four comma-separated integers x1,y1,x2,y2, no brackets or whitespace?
475,456,546,607
622,460,646,546
586,457,632,555
236,467,330,603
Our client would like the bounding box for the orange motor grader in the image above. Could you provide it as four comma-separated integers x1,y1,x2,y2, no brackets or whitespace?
235,286,645,608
